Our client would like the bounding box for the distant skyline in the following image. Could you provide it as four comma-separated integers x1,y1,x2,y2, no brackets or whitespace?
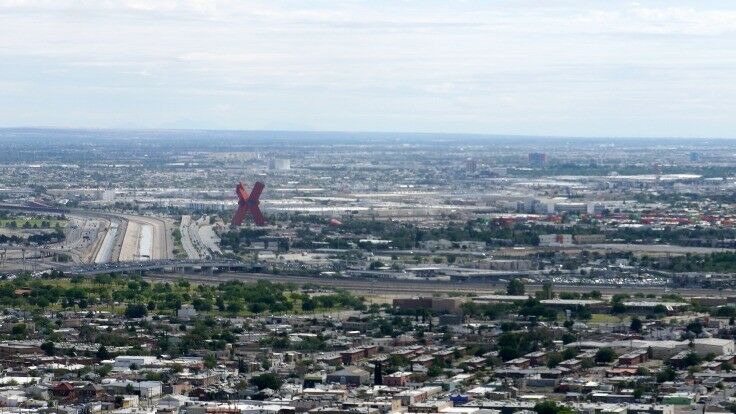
2,1,736,138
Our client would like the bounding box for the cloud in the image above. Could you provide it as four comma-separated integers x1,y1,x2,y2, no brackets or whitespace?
0,1,736,136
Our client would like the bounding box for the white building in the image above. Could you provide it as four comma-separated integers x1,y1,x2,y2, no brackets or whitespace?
102,380,162,399
269,159,291,170
113,355,159,369
185,403,295,414
158,394,192,412
187,201,229,212
102,189,116,202
178,304,198,321
0,390,27,407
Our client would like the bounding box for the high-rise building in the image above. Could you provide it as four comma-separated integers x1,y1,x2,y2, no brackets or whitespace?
465,158,477,172
269,159,291,170
528,152,547,167
97,189,116,202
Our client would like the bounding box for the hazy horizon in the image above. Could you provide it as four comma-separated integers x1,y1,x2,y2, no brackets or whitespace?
2,1,736,138
1,126,735,142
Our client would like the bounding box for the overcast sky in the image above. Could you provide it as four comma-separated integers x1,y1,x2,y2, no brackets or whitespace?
2,0,736,137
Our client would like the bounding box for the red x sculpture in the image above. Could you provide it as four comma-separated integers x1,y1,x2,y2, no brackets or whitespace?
231,181,266,226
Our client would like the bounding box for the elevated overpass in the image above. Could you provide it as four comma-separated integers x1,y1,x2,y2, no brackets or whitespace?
0,202,68,214
67,259,258,275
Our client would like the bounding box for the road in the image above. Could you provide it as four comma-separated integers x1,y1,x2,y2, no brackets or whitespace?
0,206,173,267
198,220,222,255
179,215,202,260
52,214,107,264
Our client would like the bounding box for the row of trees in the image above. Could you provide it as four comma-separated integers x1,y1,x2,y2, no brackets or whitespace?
0,274,364,317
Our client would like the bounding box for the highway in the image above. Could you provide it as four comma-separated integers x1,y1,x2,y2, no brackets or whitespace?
198,217,222,255
143,271,726,297
179,215,211,260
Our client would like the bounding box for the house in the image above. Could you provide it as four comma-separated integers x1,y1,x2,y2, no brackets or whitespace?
669,351,692,369
383,371,412,387
715,354,736,364
558,359,582,371
506,358,531,369
618,350,648,366
340,349,365,365
412,355,435,369
317,354,342,366
158,394,192,414
177,372,220,387
358,345,378,358
163,382,192,395
78,383,104,401
52,382,75,398
525,351,547,366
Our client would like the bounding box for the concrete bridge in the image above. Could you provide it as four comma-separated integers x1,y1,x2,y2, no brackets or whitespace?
67,259,260,276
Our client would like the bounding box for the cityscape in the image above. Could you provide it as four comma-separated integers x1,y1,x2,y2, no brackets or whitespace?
0,130,734,414
3,1,736,414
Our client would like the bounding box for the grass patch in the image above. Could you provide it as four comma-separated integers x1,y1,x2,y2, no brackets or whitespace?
0,218,66,229
589,313,626,324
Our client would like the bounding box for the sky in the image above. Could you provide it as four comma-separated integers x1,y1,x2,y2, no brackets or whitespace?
1,0,736,138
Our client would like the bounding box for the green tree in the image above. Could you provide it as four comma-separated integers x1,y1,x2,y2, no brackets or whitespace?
536,281,554,300
40,341,55,356
427,361,444,378
546,352,563,368
611,302,627,314
595,347,616,364
680,352,701,367
561,332,577,344
124,304,147,319
686,320,703,335
301,298,316,312
97,345,111,360
11,323,27,338
250,373,283,390
204,353,217,369
369,261,385,270
656,366,677,383
507,278,525,296
534,401,573,414
633,387,644,399
630,317,643,333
